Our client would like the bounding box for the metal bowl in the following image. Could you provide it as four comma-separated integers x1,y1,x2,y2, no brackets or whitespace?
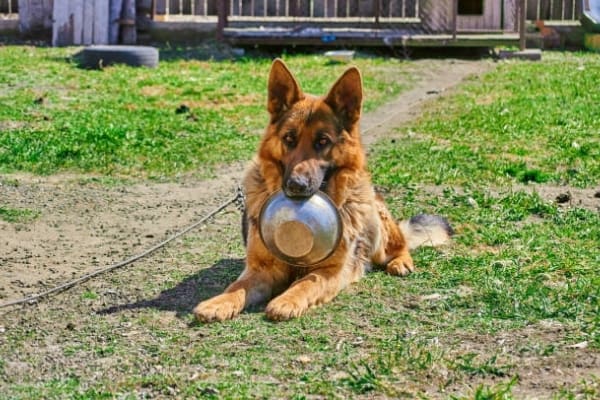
258,190,342,266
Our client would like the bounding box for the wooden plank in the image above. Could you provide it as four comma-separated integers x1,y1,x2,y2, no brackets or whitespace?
110,0,124,44
121,0,137,44
420,0,451,33
503,0,517,31
223,25,521,46
52,0,72,46
519,0,526,49
539,0,551,19
224,28,521,47
216,0,228,40
20,0,53,33
564,0,574,19
93,0,109,44
551,0,564,20
527,0,539,19
169,0,180,15
72,0,83,45
82,0,93,45
154,0,166,15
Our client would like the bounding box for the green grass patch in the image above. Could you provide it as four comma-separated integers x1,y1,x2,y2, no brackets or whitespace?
372,52,600,188
0,46,409,177
0,206,40,223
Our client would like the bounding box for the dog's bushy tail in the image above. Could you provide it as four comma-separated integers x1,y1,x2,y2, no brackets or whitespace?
399,214,454,250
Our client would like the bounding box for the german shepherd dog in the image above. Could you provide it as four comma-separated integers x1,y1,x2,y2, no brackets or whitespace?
194,59,452,322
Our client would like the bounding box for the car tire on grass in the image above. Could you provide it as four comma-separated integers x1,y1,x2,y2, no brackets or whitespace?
79,45,159,69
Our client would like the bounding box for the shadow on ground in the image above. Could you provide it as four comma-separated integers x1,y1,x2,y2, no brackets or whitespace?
98,258,244,318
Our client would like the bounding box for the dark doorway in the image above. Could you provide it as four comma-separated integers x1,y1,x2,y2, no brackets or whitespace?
458,0,484,15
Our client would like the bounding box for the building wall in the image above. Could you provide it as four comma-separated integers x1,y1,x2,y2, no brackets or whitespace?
420,0,517,32
18,0,53,35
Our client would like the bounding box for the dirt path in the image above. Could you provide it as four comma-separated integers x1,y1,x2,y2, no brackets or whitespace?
0,58,534,306
360,58,492,146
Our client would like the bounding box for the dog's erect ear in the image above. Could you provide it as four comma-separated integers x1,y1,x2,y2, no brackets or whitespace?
324,67,363,131
268,59,303,119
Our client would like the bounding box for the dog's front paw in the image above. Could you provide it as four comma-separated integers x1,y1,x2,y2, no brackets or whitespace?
386,253,415,276
265,296,308,321
193,294,242,323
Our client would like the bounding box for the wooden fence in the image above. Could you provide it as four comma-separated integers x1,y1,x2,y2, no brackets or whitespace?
150,0,582,21
0,0,18,14
527,0,582,20
0,0,584,21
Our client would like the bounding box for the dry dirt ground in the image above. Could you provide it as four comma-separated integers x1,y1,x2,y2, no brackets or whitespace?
0,58,494,304
2,58,598,304
1,58,598,398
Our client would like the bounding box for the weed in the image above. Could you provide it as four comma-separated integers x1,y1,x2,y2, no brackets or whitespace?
449,376,518,400
344,361,383,394
0,206,40,223
81,290,99,300
451,353,512,377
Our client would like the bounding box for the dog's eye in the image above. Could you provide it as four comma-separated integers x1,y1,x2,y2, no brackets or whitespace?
315,136,331,150
283,131,297,148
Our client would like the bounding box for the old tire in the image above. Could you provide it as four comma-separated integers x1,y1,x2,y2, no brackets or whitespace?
79,45,159,69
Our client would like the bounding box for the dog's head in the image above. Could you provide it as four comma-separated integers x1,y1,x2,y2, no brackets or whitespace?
259,59,365,198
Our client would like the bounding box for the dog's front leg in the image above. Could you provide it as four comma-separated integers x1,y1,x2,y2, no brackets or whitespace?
265,265,344,321
194,261,290,323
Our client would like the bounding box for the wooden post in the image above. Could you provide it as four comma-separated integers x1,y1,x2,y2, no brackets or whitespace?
374,0,380,25
289,0,298,17
519,0,527,50
93,0,109,44
109,0,124,44
217,0,229,41
52,0,71,45
121,0,136,44
452,0,457,40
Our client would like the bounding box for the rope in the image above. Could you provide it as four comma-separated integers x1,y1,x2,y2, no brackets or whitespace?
0,188,243,309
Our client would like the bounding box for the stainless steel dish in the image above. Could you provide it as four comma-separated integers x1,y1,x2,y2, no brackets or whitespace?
258,190,342,266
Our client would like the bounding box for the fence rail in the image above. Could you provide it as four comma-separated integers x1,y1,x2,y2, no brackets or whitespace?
153,0,218,16
527,0,582,20
152,0,582,21
0,0,584,21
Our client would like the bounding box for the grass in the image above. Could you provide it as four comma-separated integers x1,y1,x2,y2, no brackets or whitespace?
0,46,409,178
371,52,600,188
0,48,599,399
0,206,40,223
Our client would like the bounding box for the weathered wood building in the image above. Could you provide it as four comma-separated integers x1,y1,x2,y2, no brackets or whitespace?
153,0,582,48
2,1,584,48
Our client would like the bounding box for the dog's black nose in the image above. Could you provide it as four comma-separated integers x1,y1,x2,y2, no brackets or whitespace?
284,175,313,198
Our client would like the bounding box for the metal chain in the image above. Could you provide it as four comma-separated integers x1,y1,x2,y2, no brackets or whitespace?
0,187,244,310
